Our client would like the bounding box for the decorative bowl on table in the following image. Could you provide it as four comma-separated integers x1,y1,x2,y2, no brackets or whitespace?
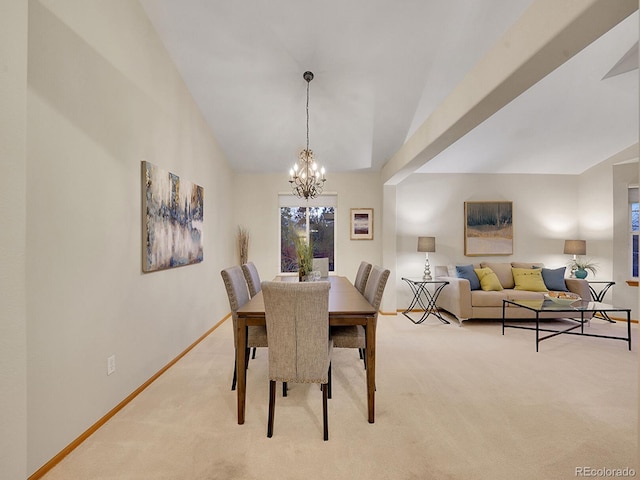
544,292,581,305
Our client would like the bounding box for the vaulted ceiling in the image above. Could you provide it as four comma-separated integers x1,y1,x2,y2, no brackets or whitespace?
140,0,638,178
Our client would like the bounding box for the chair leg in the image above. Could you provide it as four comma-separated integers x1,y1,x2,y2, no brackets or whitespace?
283,382,288,397
231,354,237,391
328,364,332,399
252,347,257,359
362,348,367,369
321,383,329,441
359,348,364,359
245,347,250,370
267,380,276,438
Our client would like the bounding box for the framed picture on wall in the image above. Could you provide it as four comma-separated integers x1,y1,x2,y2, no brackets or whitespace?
142,161,204,272
464,201,513,256
350,208,373,240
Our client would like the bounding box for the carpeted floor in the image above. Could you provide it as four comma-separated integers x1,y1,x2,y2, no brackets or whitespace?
42,313,638,480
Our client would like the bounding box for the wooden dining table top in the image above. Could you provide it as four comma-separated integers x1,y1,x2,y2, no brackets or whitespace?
236,275,376,319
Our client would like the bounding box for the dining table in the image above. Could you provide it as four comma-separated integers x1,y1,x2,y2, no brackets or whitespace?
235,275,378,424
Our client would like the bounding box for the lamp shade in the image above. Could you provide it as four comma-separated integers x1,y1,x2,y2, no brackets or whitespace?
417,236,436,253
563,239,586,255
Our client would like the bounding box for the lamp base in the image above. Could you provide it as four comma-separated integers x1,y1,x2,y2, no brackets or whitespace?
423,255,432,281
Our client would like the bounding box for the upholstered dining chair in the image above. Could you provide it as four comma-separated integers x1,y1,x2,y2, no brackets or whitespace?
241,262,261,298
220,265,268,391
241,262,262,359
312,257,329,278
331,265,390,367
262,281,332,441
354,261,372,295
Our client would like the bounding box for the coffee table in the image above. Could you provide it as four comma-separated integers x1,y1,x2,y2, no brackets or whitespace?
502,298,632,352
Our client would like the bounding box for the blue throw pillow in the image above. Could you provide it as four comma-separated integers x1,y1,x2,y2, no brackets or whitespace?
456,264,481,290
541,267,569,292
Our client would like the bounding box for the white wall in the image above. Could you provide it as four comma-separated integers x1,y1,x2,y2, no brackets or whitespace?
232,172,383,284
26,1,235,474
395,173,582,309
394,169,638,320
612,162,639,318
0,1,28,478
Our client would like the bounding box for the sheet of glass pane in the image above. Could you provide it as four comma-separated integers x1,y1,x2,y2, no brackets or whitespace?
280,207,307,272
309,207,335,271
633,234,638,277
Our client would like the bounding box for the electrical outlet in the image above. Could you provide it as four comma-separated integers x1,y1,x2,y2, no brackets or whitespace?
107,355,116,376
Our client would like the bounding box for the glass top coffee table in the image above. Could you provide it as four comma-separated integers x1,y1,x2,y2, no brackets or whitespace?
502,298,632,352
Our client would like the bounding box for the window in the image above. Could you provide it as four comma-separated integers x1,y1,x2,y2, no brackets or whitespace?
279,195,336,273
630,187,638,278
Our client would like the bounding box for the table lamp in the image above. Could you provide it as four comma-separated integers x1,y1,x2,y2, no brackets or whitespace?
564,239,586,277
417,236,436,280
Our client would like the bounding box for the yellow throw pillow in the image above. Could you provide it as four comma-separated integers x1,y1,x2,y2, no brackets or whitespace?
512,267,548,292
474,267,503,291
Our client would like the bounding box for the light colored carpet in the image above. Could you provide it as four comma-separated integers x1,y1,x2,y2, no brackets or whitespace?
42,314,638,480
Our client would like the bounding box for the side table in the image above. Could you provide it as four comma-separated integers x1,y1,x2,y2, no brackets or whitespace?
588,281,616,323
401,277,450,324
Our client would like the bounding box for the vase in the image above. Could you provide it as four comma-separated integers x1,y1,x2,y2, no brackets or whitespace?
575,269,588,279
298,269,308,282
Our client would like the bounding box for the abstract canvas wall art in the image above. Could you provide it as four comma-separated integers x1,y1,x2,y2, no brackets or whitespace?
464,201,513,256
142,161,204,272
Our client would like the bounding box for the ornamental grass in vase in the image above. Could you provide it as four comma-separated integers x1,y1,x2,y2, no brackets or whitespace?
237,226,249,265
568,258,598,279
294,236,313,281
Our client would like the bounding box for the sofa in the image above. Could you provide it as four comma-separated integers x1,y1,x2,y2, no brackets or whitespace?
434,262,591,325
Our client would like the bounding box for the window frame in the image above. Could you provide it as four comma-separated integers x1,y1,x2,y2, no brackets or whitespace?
278,194,337,275
629,186,638,278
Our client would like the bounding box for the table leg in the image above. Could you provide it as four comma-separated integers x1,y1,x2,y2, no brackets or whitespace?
365,315,377,423
426,283,449,324
589,283,616,323
402,282,426,320
236,318,247,425
536,312,540,353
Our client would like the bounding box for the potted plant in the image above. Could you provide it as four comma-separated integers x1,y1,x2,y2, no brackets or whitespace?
294,236,313,281
568,258,598,279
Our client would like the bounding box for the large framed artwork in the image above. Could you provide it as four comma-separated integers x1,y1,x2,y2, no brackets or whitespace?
464,201,513,256
350,208,373,240
142,161,204,272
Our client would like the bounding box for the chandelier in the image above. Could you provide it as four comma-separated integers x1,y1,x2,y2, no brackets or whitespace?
289,71,326,200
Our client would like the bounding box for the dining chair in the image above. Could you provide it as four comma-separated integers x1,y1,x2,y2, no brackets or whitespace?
354,261,372,295
241,262,262,357
331,265,390,367
220,265,268,390
241,262,261,298
262,281,332,441
312,257,329,278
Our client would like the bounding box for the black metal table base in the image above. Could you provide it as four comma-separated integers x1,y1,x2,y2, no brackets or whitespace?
401,279,449,324
502,300,632,352
588,281,616,323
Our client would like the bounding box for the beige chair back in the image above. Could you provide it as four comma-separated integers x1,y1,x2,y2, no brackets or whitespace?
262,281,331,384
363,265,390,314
354,261,372,294
312,257,329,277
221,265,250,345
241,262,261,298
